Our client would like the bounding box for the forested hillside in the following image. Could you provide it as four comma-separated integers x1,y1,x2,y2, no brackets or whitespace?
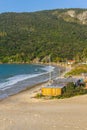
0,9,87,63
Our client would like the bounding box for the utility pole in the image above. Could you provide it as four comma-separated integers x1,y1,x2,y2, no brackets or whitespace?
49,55,52,84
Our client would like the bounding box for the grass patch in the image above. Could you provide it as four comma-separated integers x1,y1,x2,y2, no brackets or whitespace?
35,93,44,98
65,64,87,77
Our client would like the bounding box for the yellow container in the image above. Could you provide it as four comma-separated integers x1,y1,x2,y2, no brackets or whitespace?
42,87,62,96
42,88,52,96
55,88,62,96
52,88,56,96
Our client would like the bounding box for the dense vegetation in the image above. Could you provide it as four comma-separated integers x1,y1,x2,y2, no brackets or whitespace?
0,9,87,63
59,82,87,98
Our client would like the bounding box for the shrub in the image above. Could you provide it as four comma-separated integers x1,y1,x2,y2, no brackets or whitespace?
35,93,44,98
57,82,87,99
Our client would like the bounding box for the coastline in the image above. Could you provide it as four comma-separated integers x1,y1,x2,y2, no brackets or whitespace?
1,64,87,130
0,63,65,100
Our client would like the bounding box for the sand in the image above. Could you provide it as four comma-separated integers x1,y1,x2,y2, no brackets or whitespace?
0,82,87,130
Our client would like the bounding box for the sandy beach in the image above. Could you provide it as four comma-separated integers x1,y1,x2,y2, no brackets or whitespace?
0,82,87,130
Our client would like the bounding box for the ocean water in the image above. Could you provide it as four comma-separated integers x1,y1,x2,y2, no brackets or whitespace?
0,64,54,90
0,64,57,98
0,64,61,99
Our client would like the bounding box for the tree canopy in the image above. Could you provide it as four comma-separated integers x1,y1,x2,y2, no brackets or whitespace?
0,9,87,63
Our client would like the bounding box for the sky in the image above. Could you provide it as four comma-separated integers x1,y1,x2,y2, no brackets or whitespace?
0,0,87,13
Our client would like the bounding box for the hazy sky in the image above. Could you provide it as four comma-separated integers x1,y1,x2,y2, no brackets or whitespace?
0,0,87,13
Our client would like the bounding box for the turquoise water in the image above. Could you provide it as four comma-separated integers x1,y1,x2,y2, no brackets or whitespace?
0,64,59,99
0,64,46,81
0,64,54,90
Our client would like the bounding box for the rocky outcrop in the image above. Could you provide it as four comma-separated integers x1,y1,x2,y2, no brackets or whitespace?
77,11,87,24
66,10,87,24
66,10,76,18
53,9,87,25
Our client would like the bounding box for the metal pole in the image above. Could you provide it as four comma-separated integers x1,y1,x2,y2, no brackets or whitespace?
49,55,51,84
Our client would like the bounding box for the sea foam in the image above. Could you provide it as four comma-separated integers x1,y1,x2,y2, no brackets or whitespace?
0,65,55,90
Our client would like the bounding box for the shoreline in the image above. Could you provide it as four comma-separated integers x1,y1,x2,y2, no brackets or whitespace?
0,63,70,102
13,63,72,100
0,63,66,100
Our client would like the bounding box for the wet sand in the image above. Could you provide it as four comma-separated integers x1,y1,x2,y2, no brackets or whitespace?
0,82,87,130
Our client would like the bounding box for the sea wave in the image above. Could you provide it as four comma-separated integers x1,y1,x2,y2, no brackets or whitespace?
41,65,55,72
0,73,42,90
0,65,55,90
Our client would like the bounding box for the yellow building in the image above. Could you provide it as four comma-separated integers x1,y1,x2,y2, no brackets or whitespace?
42,85,64,96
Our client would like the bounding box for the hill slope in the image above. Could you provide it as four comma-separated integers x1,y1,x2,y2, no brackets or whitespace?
0,9,87,63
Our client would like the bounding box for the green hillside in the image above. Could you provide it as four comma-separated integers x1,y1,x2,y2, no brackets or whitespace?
0,9,87,63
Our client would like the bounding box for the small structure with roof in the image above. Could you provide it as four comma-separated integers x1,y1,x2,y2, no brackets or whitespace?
42,84,64,96
67,60,75,65
41,77,79,96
